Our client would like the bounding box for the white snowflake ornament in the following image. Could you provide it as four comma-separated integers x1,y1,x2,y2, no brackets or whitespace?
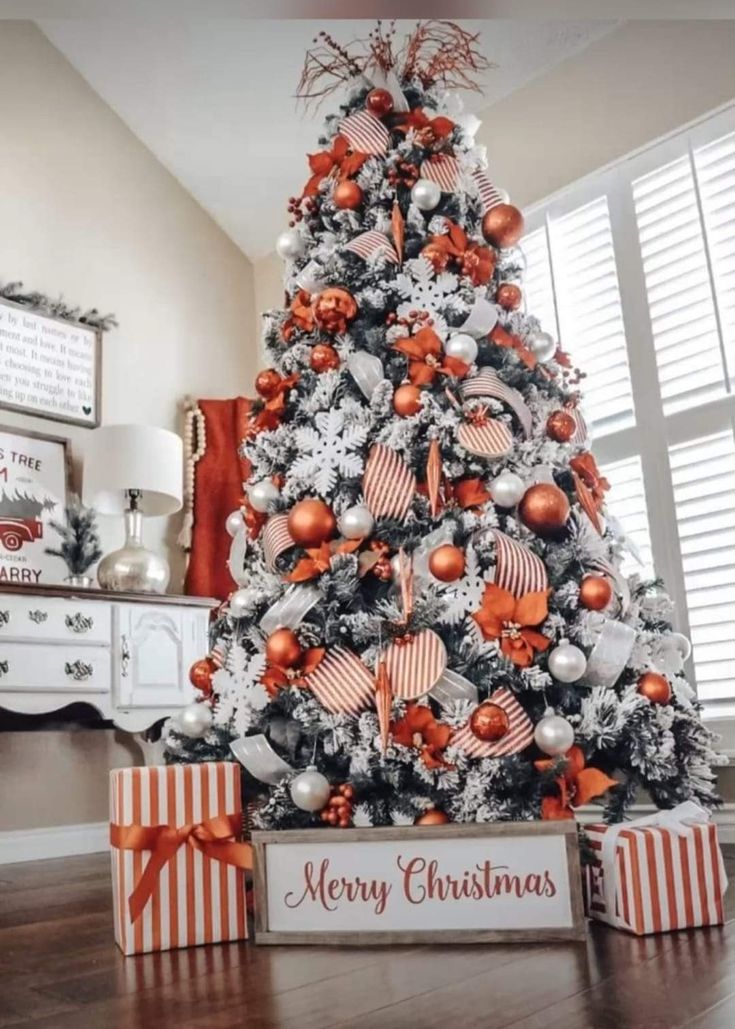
394,256,458,340
211,644,268,736
437,544,494,626
291,408,367,496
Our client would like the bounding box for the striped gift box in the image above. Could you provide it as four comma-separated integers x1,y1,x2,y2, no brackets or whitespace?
585,813,727,935
110,763,248,955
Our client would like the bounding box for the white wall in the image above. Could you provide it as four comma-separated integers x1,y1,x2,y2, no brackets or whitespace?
0,21,258,833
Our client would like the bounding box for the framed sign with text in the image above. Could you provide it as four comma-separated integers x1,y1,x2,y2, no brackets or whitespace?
0,299,101,427
252,821,586,945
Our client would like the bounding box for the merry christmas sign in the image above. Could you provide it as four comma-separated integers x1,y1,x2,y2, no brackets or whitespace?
252,822,585,944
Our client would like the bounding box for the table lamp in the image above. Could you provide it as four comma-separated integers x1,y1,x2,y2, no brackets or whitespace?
83,424,183,593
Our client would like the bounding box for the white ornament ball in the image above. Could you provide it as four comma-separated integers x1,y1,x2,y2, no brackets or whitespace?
534,708,575,756
528,331,557,364
491,471,526,508
249,480,280,514
411,178,442,211
276,228,304,261
290,765,331,812
670,632,692,661
548,639,587,683
177,702,213,739
225,509,245,538
444,333,478,365
338,504,375,540
229,587,257,618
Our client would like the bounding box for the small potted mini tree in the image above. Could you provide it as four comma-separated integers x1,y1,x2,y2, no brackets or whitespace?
45,494,102,588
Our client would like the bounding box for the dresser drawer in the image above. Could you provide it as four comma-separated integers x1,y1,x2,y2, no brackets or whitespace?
0,595,111,645
0,642,111,693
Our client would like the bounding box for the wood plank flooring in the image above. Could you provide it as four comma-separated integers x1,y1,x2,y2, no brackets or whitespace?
0,847,733,1028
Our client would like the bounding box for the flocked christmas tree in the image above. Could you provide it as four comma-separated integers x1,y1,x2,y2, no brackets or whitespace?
166,21,724,829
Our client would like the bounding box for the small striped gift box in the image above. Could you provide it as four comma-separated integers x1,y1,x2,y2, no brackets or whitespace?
584,803,727,935
110,763,250,955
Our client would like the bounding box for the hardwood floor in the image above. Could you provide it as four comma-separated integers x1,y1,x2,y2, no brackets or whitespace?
0,848,733,1028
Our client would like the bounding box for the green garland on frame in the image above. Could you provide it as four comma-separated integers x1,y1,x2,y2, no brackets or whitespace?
0,280,118,332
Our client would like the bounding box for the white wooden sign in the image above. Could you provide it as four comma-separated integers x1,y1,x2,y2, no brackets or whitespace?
252,822,585,944
0,300,101,427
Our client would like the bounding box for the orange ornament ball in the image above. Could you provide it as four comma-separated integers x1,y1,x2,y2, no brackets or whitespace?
415,808,450,826
333,180,363,210
255,368,281,399
310,343,340,373
189,657,216,695
393,383,422,416
313,287,358,335
469,702,510,742
366,87,394,117
265,628,302,669
546,410,576,443
496,283,522,311
580,575,613,611
287,498,337,547
481,203,525,249
428,544,466,582
518,483,570,536
638,672,672,705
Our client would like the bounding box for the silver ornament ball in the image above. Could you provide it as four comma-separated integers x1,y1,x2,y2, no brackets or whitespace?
229,587,257,618
249,480,280,514
290,765,331,812
670,632,692,661
491,471,526,508
338,504,375,540
177,702,213,739
276,228,304,261
534,709,575,756
225,509,245,538
411,178,442,211
444,333,478,365
528,331,557,364
548,639,587,683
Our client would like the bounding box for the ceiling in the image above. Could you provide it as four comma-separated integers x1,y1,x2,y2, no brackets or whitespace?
38,19,616,260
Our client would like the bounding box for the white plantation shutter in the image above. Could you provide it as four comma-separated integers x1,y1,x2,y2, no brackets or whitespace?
669,431,735,704
548,196,635,436
521,227,558,338
600,456,654,579
525,105,735,715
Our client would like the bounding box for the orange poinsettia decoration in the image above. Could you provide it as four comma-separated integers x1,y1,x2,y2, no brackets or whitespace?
473,584,551,668
302,135,368,197
393,326,469,385
488,323,537,370
282,290,315,343
261,647,326,698
394,108,455,147
391,703,453,769
570,452,610,510
247,393,287,437
421,220,495,286
286,538,362,583
535,746,617,820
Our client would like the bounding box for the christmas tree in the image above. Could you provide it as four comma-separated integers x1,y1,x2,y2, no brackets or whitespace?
166,21,723,829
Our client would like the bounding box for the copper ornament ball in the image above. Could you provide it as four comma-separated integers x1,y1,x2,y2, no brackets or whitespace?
265,628,303,669
287,498,337,547
481,203,525,249
393,382,423,416
255,368,281,399
366,87,394,117
518,483,570,536
579,575,613,611
637,671,672,705
546,410,576,443
310,343,340,373
333,180,364,210
189,657,216,695
428,544,466,582
496,283,522,311
414,808,450,826
469,701,510,742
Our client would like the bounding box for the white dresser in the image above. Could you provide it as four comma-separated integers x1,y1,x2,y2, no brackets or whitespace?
0,585,217,731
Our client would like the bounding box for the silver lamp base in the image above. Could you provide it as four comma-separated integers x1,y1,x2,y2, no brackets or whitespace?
97,509,170,594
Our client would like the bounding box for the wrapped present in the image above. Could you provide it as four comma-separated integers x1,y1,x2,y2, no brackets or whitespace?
110,762,251,955
584,801,727,935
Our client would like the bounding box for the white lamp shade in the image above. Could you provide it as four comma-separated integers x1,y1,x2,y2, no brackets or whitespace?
83,424,183,516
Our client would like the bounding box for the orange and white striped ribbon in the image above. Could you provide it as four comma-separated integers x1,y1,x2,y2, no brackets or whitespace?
420,155,461,192
460,369,532,437
451,688,534,758
306,646,376,715
110,763,247,955
472,169,504,212
489,528,548,597
339,110,389,155
384,628,447,700
262,513,295,571
363,444,416,521
456,419,513,457
344,230,398,263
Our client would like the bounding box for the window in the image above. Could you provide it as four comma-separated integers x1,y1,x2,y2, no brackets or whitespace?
524,105,735,718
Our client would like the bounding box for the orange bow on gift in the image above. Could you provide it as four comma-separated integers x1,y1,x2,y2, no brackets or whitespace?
110,814,252,923
302,135,368,197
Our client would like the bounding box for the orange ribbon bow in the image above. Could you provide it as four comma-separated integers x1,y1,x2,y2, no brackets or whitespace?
421,220,495,286
302,135,368,197
488,324,537,369
393,326,469,385
110,814,252,924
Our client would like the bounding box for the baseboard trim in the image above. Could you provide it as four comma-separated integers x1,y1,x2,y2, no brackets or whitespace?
0,821,108,865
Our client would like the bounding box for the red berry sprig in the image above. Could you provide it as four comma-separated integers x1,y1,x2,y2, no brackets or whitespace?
320,783,355,828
